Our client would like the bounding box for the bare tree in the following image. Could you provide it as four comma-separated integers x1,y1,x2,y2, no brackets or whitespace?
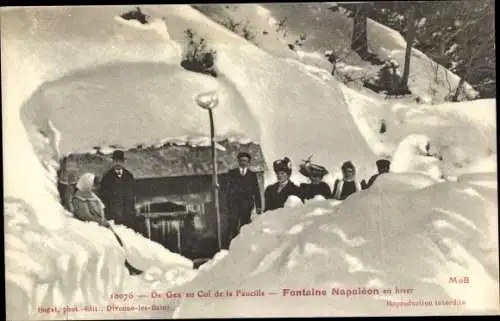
450,30,494,101
350,4,369,57
276,17,288,37
335,3,387,64
400,6,415,92
414,0,495,100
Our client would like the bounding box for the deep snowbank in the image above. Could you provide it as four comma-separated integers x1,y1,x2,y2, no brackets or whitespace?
341,83,496,179
173,172,499,317
5,193,126,320
389,99,496,177
5,175,197,321
20,62,260,155
5,160,197,321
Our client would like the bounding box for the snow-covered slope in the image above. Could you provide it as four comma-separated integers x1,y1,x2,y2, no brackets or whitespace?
173,172,499,317
342,81,497,179
196,3,478,103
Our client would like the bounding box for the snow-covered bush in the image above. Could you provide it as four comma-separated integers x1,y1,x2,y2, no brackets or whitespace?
119,7,150,25
219,17,258,42
181,29,218,77
287,33,307,51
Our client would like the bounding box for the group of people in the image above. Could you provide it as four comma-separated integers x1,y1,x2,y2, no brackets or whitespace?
64,149,391,250
225,152,391,241
66,150,137,231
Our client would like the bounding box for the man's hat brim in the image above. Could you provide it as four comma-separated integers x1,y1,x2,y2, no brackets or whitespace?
376,159,391,167
237,152,251,160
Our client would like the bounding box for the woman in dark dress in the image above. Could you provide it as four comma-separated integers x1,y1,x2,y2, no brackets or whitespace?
332,161,362,200
299,158,331,200
264,157,303,212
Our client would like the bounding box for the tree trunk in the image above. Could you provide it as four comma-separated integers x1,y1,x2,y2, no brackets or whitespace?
401,7,416,92
351,5,368,57
331,62,336,76
451,39,476,101
451,73,466,101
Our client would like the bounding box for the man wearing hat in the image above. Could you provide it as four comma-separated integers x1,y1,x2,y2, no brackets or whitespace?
264,157,303,211
362,159,391,189
225,151,263,245
98,150,137,229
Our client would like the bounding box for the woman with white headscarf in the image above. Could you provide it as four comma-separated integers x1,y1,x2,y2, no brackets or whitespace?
72,173,111,228
72,173,143,275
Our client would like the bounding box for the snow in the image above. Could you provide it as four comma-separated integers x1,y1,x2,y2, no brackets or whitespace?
340,81,496,179
337,62,365,72
3,5,375,319
172,172,498,317
113,14,173,44
390,134,444,181
445,44,458,56
194,90,219,110
432,31,442,38
371,173,437,191
9,5,378,184
2,4,498,320
4,13,203,315
417,18,426,28
257,3,477,102
5,182,198,320
20,63,258,155
111,224,193,272
284,195,304,208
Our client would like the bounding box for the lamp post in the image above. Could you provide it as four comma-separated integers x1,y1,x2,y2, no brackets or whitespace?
195,91,222,250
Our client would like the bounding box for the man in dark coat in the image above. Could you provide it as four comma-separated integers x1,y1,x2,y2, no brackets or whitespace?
226,152,263,243
98,150,137,230
264,157,303,212
361,159,391,189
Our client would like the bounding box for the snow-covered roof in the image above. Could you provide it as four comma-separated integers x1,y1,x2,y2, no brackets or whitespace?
20,62,261,156
59,139,267,182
